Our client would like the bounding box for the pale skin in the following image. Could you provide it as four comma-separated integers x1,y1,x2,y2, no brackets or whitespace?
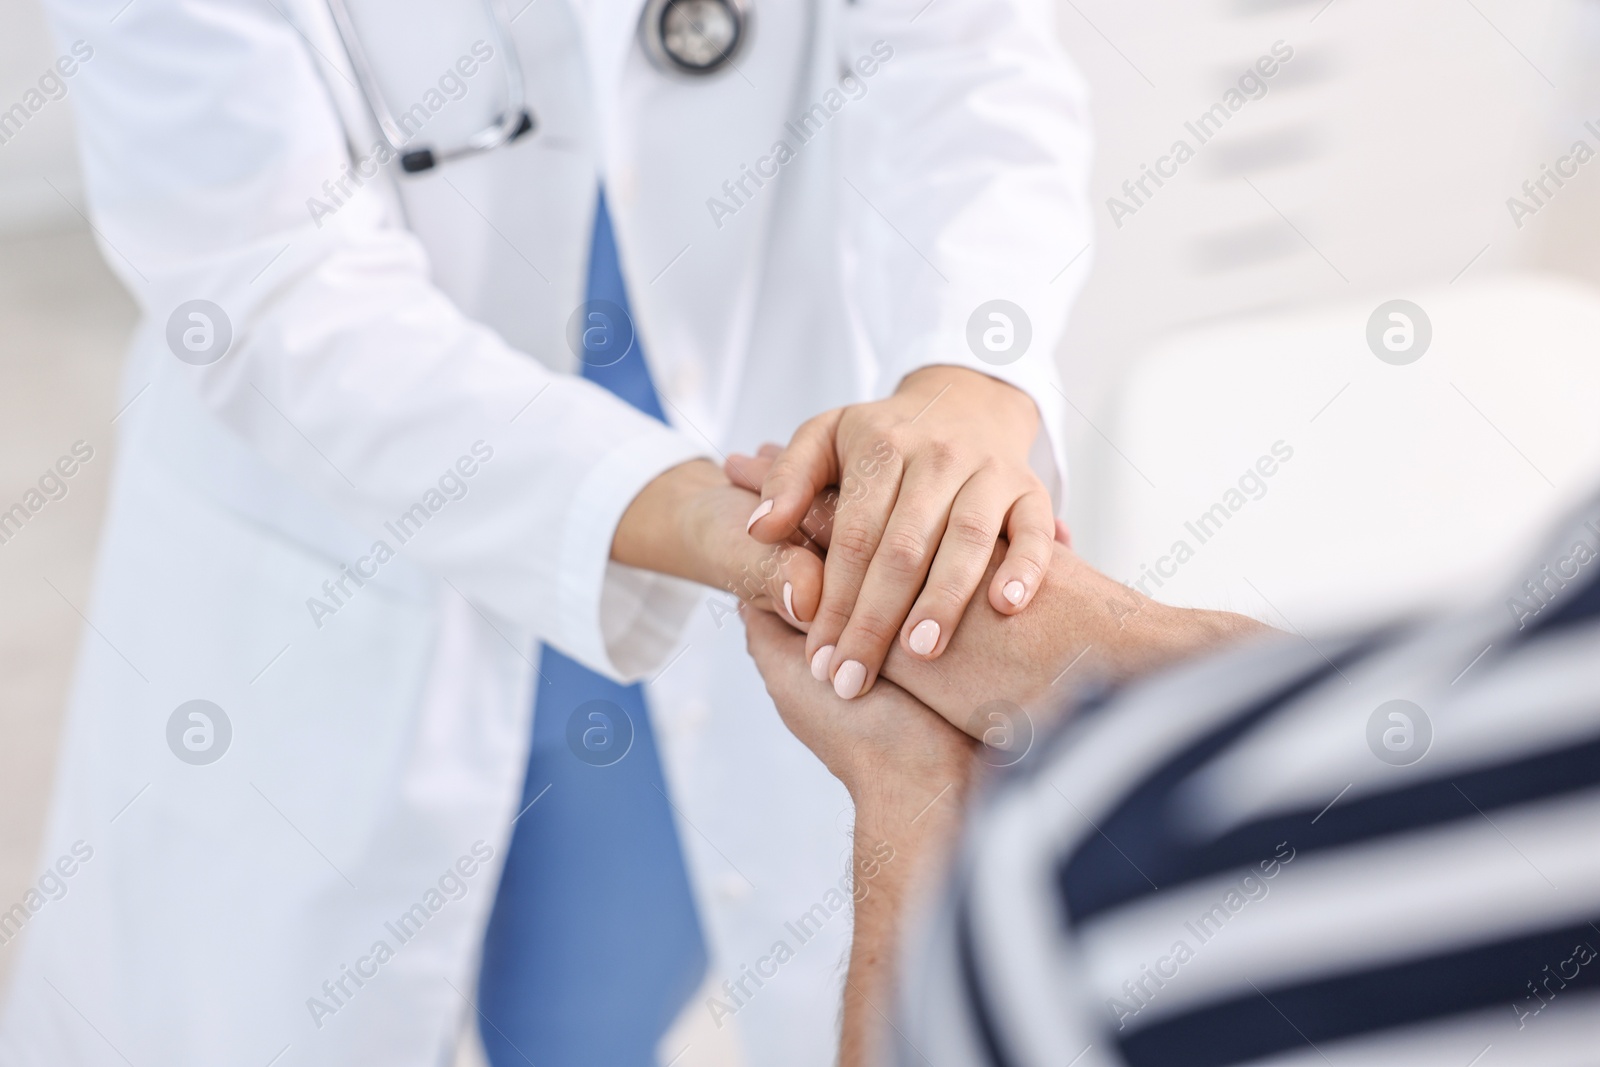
614,450,1271,1065
610,456,829,625
744,607,975,1067
744,365,1058,703
611,449,1264,737
743,575,1270,1066
612,362,1059,705
718,449,1267,736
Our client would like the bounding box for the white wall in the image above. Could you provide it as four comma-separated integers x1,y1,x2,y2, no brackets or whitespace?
1052,0,1600,543
0,0,86,234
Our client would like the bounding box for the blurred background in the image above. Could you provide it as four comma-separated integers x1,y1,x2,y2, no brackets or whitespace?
2,0,1599,1013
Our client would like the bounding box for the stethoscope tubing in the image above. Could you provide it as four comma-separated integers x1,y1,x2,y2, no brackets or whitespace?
324,0,532,172
325,0,747,174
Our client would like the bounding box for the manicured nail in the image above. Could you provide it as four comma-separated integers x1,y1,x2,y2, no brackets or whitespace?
746,499,774,531
908,619,940,656
1003,580,1027,606
782,582,797,624
810,644,835,681
832,660,866,700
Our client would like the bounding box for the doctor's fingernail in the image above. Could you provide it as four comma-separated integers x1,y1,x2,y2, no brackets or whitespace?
832,660,866,700
810,645,835,682
908,619,940,656
782,582,797,623
746,499,774,532
1003,580,1027,606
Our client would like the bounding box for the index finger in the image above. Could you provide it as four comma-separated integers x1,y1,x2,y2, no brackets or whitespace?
747,411,843,543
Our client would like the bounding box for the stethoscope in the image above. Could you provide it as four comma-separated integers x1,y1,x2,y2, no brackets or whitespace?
325,0,750,175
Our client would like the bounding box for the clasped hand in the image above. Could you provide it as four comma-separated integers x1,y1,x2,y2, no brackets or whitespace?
743,365,1056,700
613,364,1262,760
615,364,1059,706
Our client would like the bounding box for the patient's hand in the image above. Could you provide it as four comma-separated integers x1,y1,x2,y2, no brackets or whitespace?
877,541,1268,735
745,368,1055,705
727,449,1270,740
743,608,975,802
744,608,975,1067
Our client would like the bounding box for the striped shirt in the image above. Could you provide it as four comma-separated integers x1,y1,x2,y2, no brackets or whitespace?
897,493,1600,1067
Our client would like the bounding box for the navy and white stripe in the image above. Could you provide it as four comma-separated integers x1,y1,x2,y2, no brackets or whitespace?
896,492,1600,1067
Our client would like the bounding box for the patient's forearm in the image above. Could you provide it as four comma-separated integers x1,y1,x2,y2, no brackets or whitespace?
879,542,1268,735
841,764,968,1066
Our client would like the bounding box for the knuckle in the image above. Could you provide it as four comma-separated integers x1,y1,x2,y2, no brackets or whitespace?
854,439,898,480
1008,552,1047,586
761,464,797,495
1015,524,1055,555
869,423,902,450
877,526,930,579
924,579,973,615
1015,485,1052,514
801,410,834,434
1011,515,1057,559
797,410,839,444
859,417,901,450
814,602,853,634
948,511,999,551
853,407,895,434
848,607,900,648
831,522,878,567
838,409,878,443
921,439,958,471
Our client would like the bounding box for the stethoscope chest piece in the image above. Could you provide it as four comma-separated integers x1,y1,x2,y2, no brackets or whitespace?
641,0,749,75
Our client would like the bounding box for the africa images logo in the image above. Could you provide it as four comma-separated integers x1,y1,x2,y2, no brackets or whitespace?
1366,700,1431,767
166,700,232,765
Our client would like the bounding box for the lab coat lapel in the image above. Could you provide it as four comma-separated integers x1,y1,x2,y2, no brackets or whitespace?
561,0,650,170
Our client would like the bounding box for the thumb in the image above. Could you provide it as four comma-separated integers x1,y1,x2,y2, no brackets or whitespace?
722,537,825,632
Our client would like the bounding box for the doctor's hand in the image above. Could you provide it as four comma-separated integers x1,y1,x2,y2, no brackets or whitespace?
730,456,1265,740
745,365,1054,700
612,458,827,625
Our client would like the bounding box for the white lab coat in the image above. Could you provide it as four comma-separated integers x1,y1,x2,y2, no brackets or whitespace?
0,0,1090,1063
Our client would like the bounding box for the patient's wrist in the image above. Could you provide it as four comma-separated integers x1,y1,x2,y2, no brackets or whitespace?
1023,547,1272,701
1146,602,1268,663
878,543,1270,736
1090,577,1265,681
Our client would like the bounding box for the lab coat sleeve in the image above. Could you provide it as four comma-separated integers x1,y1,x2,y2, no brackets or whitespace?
43,0,708,682
837,0,1094,504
